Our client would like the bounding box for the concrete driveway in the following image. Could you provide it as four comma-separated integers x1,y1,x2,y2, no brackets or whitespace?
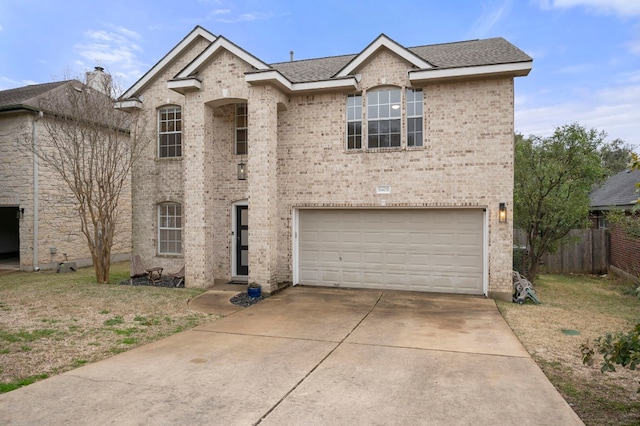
0,287,583,425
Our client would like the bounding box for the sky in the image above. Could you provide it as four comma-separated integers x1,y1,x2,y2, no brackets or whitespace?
1,0,639,148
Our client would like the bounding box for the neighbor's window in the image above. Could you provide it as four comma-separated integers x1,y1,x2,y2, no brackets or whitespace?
346,94,362,150
158,203,182,254
367,88,401,149
235,103,248,155
406,88,423,147
158,106,182,158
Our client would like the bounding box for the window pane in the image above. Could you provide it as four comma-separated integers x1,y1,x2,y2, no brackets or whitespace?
158,106,182,158
346,94,363,150
158,203,182,254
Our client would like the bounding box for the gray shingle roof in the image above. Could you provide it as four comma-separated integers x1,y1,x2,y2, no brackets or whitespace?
590,169,640,209
268,37,531,83
0,81,70,111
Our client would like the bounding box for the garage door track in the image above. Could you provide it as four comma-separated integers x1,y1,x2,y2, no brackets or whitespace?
0,287,583,425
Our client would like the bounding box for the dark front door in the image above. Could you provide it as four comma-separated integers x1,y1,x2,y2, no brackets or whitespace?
236,206,248,276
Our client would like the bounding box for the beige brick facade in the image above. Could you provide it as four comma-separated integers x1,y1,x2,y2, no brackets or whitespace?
122,28,530,300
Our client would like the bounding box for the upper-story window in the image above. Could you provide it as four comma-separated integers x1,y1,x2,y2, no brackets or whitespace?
406,88,423,147
367,88,401,149
346,94,362,149
235,103,248,155
345,88,423,150
158,106,182,158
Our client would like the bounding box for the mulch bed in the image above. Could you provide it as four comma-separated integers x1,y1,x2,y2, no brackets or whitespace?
229,292,264,307
119,277,185,288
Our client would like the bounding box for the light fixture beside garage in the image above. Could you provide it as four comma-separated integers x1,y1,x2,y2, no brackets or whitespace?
499,203,507,223
16,207,24,219
237,160,247,180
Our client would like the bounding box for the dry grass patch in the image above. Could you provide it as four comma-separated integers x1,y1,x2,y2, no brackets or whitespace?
0,262,216,392
498,274,640,426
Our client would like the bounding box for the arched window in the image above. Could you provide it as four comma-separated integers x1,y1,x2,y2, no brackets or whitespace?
158,202,182,254
158,106,182,158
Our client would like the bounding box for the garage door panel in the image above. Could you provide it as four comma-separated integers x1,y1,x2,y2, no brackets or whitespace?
298,209,484,294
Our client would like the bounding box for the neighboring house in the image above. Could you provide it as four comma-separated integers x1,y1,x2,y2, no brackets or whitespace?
117,26,532,300
590,168,640,277
0,69,131,271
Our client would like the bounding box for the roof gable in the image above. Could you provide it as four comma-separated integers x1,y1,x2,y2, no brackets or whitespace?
335,34,432,78
120,26,216,99
173,35,270,80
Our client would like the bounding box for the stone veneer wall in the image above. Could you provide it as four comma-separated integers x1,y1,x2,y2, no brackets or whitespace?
0,111,131,271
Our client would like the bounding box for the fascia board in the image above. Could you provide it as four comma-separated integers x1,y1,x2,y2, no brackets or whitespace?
246,71,357,93
176,37,270,78
120,27,216,100
167,78,202,94
410,62,533,82
114,99,143,110
336,35,432,78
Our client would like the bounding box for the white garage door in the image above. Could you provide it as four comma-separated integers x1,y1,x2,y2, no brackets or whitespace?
298,209,484,294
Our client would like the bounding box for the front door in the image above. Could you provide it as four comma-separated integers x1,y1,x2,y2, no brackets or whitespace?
236,206,248,276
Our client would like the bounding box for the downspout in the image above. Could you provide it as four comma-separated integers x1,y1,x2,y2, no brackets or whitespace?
32,110,43,271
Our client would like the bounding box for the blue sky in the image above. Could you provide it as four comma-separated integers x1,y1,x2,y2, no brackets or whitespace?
1,0,639,147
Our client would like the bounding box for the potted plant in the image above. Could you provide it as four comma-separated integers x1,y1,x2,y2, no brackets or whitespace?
247,282,262,298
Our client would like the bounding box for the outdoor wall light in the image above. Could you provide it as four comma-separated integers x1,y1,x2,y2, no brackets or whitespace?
499,202,507,223
237,160,247,180
16,207,24,219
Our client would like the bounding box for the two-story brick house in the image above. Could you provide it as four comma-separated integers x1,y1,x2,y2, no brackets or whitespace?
117,26,532,300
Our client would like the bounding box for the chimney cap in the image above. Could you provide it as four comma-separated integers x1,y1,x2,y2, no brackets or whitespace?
94,66,104,72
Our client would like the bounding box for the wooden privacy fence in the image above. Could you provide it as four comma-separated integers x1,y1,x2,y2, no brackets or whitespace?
514,229,609,275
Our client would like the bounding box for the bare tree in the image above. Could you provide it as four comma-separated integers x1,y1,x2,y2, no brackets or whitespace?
25,71,149,283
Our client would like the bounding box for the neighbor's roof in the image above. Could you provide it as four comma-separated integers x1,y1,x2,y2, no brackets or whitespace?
270,37,532,83
0,81,70,112
590,168,640,210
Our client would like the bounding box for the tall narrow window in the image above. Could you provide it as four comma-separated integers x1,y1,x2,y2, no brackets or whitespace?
346,94,362,150
158,203,182,254
158,106,182,158
235,103,248,155
406,88,423,147
367,88,401,148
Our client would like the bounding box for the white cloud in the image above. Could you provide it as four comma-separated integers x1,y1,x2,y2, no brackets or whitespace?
539,0,640,17
74,25,146,87
469,0,512,37
215,11,274,24
516,84,640,147
555,63,594,74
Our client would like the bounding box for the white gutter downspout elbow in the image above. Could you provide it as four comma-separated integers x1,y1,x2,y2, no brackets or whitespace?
32,110,43,271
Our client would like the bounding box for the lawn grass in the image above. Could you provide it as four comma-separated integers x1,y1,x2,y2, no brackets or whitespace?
0,261,214,393
498,273,640,426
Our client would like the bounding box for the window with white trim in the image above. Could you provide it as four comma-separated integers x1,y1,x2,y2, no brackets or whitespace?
367,88,401,148
345,87,423,150
158,106,182,158
158,203,182,254
235,103,248,155
406,88,423,147
346,94,362,150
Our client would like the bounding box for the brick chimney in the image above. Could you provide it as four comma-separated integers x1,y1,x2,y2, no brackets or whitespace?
86,66,112,94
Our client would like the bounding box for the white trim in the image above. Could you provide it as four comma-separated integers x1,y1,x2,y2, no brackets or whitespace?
336,34,432,78
245,71,358,93
292,208,300,286
114,99,142,110
167,78,202,93
175,36,270,79
231,200,248,278
409,62,532,83
120,26,216,99
483,208,489,297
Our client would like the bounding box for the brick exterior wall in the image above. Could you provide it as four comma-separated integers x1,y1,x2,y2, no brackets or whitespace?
610,225,640,277
0,111,131,271
131,41,515,299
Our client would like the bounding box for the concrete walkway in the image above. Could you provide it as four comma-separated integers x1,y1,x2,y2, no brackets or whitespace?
0,287,583,425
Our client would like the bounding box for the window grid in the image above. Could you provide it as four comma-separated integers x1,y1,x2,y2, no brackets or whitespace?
158,107,182,158
367,89,401,149
235,103,248,155
158,203,182,254
346,94,362,149
406,88,423,147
